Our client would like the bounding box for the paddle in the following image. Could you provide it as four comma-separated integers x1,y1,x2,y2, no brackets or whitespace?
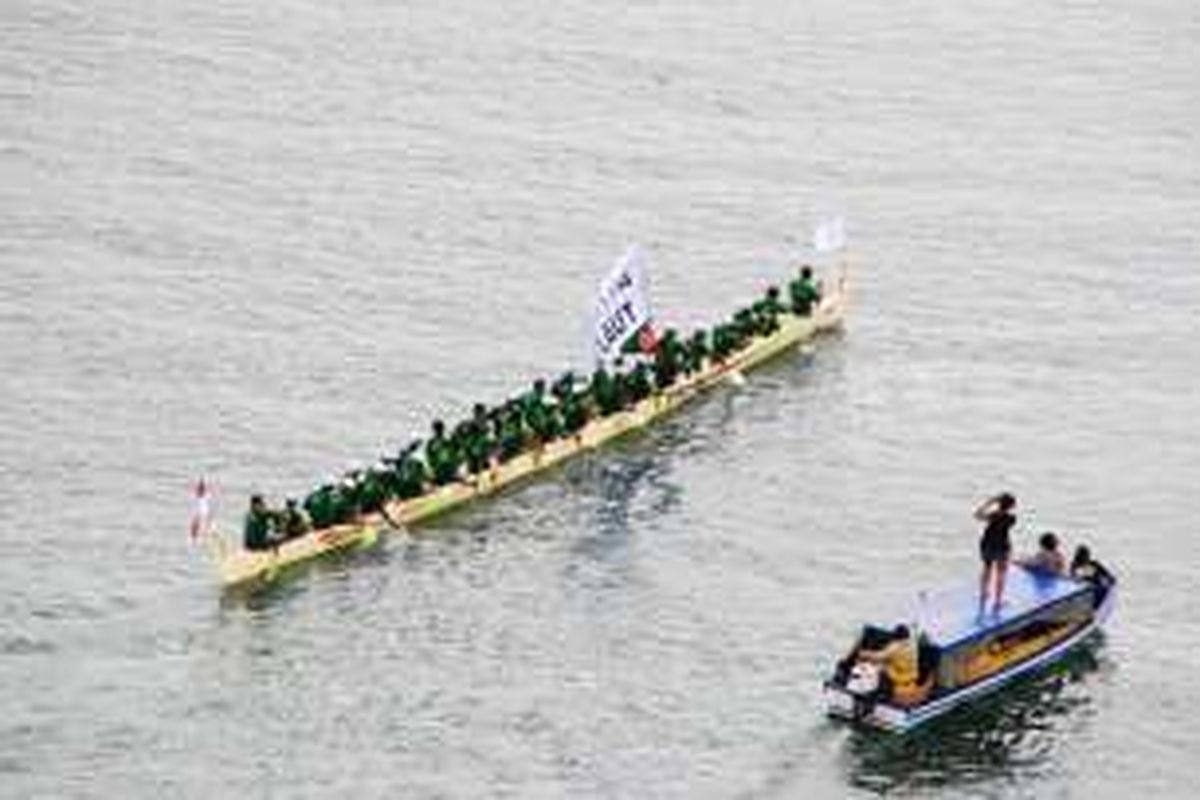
377,503,404,532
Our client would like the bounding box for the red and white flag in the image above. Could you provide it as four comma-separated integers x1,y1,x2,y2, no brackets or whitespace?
189,478,212,541
636,322,660,354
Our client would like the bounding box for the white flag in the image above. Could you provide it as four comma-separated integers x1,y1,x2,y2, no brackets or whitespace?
813,217,847,253
593,245,653,362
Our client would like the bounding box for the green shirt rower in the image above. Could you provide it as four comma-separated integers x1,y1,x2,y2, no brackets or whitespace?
652,329,684,389
711,324,735,361
589,367,620,416
426,419,462,486
281,498,311,540
244,495,274,551
498,404,526,462
684,329,709,374
789,266,821,316
463,403,494,474
522,379,561,443
627,362,652,403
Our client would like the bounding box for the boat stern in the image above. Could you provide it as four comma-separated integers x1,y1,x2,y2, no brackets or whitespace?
823,682,912,733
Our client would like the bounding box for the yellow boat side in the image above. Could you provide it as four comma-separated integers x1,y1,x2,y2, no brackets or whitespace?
213,522,379,589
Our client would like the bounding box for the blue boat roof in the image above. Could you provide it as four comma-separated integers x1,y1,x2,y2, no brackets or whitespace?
907,568,1091,650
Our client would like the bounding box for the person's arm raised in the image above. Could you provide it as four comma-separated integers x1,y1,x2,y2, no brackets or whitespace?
973,496,998,521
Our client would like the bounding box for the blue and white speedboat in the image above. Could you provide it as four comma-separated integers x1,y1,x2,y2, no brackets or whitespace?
824,563,1116,733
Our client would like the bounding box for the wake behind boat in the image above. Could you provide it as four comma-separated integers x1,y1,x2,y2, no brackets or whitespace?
202,237,851,590
823,557,1116,733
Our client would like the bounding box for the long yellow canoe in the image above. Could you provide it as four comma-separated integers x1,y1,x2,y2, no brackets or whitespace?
213,269,849,589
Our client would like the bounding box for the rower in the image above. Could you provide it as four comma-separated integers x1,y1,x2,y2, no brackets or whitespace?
683,329,709,375
789,265,822,316
589,366,621,416
303,484,338,529
385,440,428,499
554,373,589,435
243,494,274,551
652,329,684,389
522,379,561,443
731,308,755,347
356,468,388,513
611,357,633,408
281,498,311,540
626,361,652,403
750,288,783,337
711,323,736,361
337,472,366,521
497,402,526,462
462,403,494,475
426,419,462,485
764,285,786,316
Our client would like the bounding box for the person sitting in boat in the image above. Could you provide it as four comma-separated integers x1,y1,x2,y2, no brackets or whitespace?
1018,532,1067,576
750,288,784,336
652,329,685,389
854,624,920,704
383,440,429,500
553,373,589,437
626,361,653,403
496,402,527,461
280,498,311,541
789,265,822,316
303,483,338,529
619,358,642,407
522,379,562,444
731,308,756,347
456,403,494,476
711,323,736,362
356,467,390,513
243,494,275,551
589,366,622,416
1070,544,1115,605
336,472,367,520
683,329,709,376
426,419,463,485
976,492,1017,613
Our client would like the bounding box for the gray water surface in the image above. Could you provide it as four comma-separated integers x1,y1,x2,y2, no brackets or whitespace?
2,0,1198,797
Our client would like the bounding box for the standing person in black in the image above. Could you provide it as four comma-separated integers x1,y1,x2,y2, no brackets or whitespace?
975,492,1017,614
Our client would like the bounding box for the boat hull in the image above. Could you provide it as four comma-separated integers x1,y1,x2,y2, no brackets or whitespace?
824,584,1116,733
213,522,380,590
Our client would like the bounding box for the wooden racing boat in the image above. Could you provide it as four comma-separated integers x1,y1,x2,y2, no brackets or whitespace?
213,268,849,589
823,562,1117,733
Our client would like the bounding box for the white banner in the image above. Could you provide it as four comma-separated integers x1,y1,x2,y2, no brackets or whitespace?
813,217,847,253
593,245,653,362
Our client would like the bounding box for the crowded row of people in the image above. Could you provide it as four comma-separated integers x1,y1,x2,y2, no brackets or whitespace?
243,266,825,549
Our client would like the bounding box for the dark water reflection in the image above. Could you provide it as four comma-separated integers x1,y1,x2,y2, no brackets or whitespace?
841,640,1107,794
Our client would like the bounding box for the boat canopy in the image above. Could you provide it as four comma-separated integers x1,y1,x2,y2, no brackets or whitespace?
911,568,1092,651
